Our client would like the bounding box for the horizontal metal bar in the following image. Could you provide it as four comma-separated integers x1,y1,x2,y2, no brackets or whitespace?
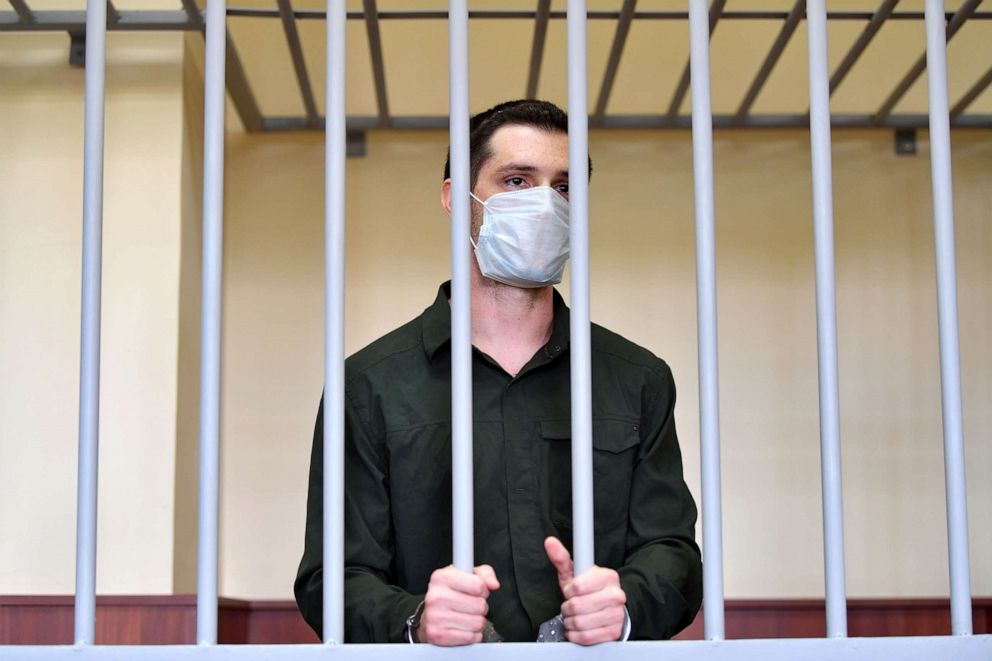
0,9,195,29
224,7,992,21
5,7,992,28
8,0,32,23
2,636,992,660
261,113,992,132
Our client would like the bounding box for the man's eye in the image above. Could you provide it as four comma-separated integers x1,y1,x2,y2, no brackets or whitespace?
505,176,526,187
555,183,569,196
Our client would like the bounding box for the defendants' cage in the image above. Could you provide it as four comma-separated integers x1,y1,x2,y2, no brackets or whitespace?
2,0,990,658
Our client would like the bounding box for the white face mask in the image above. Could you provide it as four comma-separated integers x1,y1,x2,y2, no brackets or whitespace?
469,186,570,288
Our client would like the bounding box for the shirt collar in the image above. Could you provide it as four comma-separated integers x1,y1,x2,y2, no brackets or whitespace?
422,281,571,362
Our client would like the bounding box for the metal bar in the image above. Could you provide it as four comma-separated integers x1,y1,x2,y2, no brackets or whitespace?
73,0,107,645
196,0,226,644
667,0,727,120
223,32,264,132
735,0,805,124
924,0,973,636
5,7,992,25
245,8,991,21
828,0,899,96
0,9,196,30
807,0,848,638
5,637,992,660
448,0,473,575
688,0,725,642
7,0,32,22
592,0,636,123
950,63,992,117
874,0,982,124
276,0,319,128
258,112,992,132
322,0,346,645
180,0,201,25
525,0,552,98
567,0,595,576
361,0,390,126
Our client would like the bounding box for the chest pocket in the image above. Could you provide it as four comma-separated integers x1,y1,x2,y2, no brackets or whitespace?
540,418,641,536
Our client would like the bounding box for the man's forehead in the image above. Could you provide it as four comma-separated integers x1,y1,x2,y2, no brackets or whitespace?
486,125,569,171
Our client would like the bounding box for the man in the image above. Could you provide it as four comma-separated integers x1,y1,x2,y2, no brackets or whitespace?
295,100,702,644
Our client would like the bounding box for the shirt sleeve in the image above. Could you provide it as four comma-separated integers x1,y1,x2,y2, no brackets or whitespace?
616,362,703,640
294,393,423,643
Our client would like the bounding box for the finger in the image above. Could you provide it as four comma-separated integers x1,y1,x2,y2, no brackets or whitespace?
473,564,501,591
543,537,573,587
566,623,623,646
564,567,623,599
560,586,626,617
422,610,488,634
425,587,489,616
421,624,484,647
562,605,625,633
431,566,489,597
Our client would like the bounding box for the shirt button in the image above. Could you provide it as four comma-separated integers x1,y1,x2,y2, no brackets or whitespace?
554,345,561,352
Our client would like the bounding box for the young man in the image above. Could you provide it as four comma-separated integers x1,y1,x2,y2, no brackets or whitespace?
295,100,702,644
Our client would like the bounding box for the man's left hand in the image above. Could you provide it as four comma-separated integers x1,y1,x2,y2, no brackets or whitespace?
544,536,626,645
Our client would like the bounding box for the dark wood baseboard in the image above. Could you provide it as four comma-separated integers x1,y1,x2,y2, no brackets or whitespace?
2,595,989,644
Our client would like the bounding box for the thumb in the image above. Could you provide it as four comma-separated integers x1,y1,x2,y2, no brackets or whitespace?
544,536,573,587
474,564,501,592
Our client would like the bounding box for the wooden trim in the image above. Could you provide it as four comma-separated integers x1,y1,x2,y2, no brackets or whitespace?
2,596,989,644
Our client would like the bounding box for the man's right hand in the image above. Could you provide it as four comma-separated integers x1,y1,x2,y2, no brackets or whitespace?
416,564,500,646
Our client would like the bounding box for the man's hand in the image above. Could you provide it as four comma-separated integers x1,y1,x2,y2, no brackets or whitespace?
417,564,500,646
544,536,626,645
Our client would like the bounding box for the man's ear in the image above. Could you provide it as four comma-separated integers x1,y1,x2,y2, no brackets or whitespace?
440,179,452,216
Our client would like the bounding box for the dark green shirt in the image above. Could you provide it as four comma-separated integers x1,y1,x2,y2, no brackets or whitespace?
295,282,702,642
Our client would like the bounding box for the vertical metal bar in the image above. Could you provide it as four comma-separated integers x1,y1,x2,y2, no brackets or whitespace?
322,0,346,645
196,0,226,645
688,0,725,641
567,0,594,576
806,0,848,638
448,0,474,574
73,0,107,645
924,0,973,636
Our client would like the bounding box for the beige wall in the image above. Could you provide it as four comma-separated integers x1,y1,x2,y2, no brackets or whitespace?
0,33,184,593
214,126,991,600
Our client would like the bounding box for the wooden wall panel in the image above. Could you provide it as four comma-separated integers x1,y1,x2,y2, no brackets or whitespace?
2,596,989,644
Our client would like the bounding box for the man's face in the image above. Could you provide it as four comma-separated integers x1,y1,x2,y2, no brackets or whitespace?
469,124,570,240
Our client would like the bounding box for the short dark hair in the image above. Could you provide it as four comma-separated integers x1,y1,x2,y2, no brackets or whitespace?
442,99,592,186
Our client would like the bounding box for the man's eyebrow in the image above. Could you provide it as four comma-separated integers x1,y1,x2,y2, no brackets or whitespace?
494,163,569,177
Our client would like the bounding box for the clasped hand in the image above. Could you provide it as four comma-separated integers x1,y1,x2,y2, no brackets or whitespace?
417,536,626,646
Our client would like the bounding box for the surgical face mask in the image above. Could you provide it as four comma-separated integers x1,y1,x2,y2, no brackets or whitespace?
469,186,570,288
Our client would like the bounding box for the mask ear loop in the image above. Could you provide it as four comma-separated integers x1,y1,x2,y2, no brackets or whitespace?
467,191,485,249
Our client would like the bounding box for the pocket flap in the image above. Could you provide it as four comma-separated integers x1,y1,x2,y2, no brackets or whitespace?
539,419,571,440
592,418,641,454
540,418,640,453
